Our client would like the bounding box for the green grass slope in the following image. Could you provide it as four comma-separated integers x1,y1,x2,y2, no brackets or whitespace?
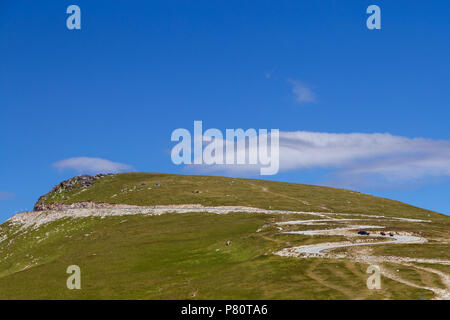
0,213,435,299
0,173,448,299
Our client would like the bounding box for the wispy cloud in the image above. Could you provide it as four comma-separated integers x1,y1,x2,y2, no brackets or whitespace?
288,79,316,104
53,157,133,174
276,132,450,187
187,131,450,188
0,192,14,200
265,68,276,79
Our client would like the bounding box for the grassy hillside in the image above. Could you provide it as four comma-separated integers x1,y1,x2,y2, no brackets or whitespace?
39,172,441,219
0,173,448,299
0,213,435,299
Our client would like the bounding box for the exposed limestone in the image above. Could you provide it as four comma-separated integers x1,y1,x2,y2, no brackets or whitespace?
8,204,326,230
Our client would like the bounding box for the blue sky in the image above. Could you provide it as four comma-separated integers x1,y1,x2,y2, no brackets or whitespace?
1,0,450,221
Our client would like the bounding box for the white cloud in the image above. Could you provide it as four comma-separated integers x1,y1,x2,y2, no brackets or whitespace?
0,192,14,200
187,131,450,188
276,132,450,178
288,80,316,104
53,157,133,174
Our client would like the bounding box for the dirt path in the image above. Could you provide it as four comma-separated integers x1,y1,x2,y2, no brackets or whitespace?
6,204,327,230
274,216,449,299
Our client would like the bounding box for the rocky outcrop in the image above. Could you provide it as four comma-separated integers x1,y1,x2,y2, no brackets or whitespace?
33,174,114,211
34,201,127,211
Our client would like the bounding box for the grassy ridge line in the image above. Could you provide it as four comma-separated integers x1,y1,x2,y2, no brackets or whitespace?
41,172,440,220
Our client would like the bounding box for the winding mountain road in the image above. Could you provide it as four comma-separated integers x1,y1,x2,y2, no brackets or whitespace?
281,234,426,255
